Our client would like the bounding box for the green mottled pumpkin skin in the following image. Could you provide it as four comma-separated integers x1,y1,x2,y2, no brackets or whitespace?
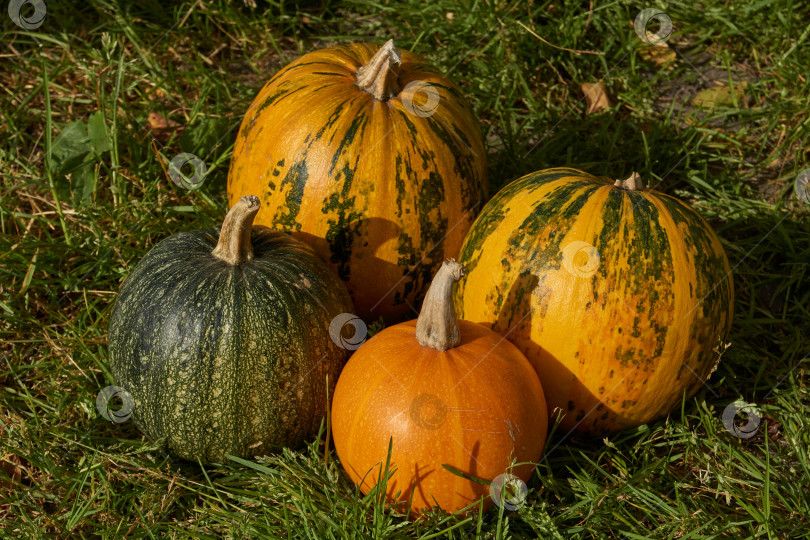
108,226,354,463
455,168,734,435
227,42,488,324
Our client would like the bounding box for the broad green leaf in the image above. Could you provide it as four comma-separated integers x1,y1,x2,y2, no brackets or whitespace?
50,117,107,207
72,162,97,206
51,120,90,172
87,111,111,155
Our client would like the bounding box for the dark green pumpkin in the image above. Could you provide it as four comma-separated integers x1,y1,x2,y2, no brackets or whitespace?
108,196,354,463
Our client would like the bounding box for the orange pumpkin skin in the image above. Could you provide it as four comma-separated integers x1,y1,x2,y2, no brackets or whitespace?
227,42,487,323
454,168,734,435
331,319,548,515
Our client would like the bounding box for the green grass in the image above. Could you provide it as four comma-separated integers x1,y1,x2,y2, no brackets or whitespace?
2,0,809,537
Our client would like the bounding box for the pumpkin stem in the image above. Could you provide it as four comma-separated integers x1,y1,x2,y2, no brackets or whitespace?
614,172,641,190
356,39,401,101
415,259,465,351
212,195,260,265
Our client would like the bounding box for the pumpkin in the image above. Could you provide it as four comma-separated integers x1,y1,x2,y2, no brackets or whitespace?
227,39,488,323
454,168,734,435
331,260,548,515
108,196,354,463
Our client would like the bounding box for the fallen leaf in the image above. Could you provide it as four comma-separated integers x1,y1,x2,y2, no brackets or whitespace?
146,112,183,141
0,453,22,488
638,39,676,69
581,81,612,114
763,414,782,443
147,87,167,100
691,82,748,108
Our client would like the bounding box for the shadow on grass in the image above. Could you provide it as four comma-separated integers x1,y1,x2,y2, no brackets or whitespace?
487,109,705,195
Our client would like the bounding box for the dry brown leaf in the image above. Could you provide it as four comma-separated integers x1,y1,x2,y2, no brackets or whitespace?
146,112,183,141
581,81,612,114
0,453,22,489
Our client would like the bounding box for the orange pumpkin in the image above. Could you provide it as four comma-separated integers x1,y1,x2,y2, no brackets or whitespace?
227,40,488,323
331,260,548,515
455,169,734,435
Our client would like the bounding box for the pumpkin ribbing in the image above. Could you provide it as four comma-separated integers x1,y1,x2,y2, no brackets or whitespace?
227,40,488,323
108,199,354,463
455,167,733,435
331,259,548,515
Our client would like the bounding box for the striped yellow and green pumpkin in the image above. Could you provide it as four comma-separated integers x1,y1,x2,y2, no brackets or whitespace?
227,40,487,323
108,196,354,463
454,168,734,435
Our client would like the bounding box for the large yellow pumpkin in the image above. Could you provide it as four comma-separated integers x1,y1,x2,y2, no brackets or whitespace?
454,168,734,435
227,40,487,323
331,260,548,515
